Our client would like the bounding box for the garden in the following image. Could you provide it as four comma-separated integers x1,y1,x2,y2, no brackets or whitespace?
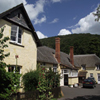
0,27,61,100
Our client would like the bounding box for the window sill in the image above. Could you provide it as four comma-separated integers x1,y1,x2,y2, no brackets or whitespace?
9,41,24,47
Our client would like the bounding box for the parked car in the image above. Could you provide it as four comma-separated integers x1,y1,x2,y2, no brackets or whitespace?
83,78,96,88
87,77,96,84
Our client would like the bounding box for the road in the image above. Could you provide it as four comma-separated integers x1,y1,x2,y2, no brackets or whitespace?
58,84,100,100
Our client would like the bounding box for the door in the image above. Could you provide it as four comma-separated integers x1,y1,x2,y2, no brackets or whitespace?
64,74,68,85
97,73,100,84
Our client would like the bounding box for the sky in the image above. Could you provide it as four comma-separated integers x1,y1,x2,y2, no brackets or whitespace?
0,0,100,39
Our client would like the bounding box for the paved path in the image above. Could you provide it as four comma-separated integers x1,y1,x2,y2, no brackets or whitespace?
58,84,100,100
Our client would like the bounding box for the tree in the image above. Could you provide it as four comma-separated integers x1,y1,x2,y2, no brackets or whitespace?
93,4,100,21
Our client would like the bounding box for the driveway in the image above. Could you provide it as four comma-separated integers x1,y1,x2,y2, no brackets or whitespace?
58,84,100,100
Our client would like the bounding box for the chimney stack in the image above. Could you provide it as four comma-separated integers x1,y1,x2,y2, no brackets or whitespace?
55,37,60,63
70,46,74,66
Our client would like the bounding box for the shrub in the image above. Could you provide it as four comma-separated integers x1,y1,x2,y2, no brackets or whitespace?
0,27,21,99
22,70,39,91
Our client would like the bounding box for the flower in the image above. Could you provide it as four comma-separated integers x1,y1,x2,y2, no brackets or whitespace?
42,68,45,70
39,82,41,84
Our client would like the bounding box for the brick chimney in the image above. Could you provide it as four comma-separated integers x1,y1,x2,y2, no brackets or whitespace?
55,37,60,63
70,46,74,66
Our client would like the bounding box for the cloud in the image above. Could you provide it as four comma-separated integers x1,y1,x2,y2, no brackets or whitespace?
23,0,46,24
50,18,59,24
0,0,46,24
0,0,22,13
34,15,46,25
58,29,71,36
51,0,61,3
36,31,48,39
72,11,100,34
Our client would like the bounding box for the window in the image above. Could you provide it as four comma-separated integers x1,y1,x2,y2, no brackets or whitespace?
11,25,22,44
53,64,57,72
64,70,68,73
90,73,93,77
72,70,78,77
81,65,86,70
97,65,100,70
8,66,21,74
40,62,46,67
8,66,21,86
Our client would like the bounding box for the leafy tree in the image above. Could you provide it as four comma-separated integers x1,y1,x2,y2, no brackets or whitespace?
40,34,100,57
93,4,100,21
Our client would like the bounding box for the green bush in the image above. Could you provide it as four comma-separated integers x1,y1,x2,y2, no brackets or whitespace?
0,27,21,99
22,70,39,91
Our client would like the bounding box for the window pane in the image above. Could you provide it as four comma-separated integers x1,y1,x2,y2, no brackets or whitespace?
8,66,14,72
11,25,17,31
11,36,16,41
18,28,22,38
18,28,22,43
18,38,21,43
11,31,17,36
11,25,17,41
15,66,20,73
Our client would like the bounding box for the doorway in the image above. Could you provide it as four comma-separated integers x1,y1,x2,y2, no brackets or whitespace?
64,74,68,86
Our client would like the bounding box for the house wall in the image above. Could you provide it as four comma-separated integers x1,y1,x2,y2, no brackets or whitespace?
86,67,100,83
78,66,100,84
68,77,78,85
60,68,78,86
0,19,37,74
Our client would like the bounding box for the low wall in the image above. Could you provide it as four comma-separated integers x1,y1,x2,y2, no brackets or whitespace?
10,87,61,100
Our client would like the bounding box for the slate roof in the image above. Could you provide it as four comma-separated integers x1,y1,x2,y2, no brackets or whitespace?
0,3,41,46
74,54,100,67
37,46,76,69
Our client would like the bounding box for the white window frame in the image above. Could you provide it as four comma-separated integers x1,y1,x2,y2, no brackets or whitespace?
53,64,57,72
90,73,93,77
10,25,22,44
97,65,100,70
8,66,21,74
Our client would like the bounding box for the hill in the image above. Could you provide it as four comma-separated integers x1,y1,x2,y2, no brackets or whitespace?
40,33,100,57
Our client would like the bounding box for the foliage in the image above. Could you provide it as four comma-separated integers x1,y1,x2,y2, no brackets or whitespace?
40,33,100,57
0,27,21,99
22,64,60,100
93,4,100,21
37,66,53,100
46,68,60,88
22,70,39,91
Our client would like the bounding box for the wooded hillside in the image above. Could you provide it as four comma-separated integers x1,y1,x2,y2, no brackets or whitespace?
40,33,100,57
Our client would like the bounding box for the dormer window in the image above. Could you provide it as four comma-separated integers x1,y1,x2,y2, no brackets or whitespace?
11,25,22,44
97,65,100,70
81,64,86,70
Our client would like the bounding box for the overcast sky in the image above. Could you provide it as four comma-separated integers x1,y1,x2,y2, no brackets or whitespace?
0,0,100,39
